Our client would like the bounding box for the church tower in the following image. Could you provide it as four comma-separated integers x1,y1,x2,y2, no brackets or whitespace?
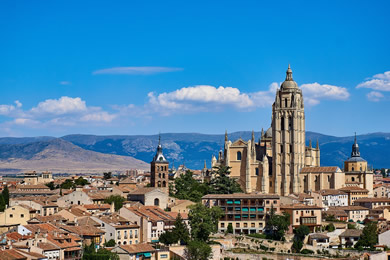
150,135,169,193
271,65,305,196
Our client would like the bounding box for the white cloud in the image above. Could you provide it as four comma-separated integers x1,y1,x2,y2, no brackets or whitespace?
300,82,350,105
80,111,117,122
146,84,279,115
31,97,87,116
93,66,183,75
0,101,23,116
357,71,390,91
366,91,384,102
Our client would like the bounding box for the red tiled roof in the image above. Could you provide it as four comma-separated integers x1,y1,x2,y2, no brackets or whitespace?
120,243,155,254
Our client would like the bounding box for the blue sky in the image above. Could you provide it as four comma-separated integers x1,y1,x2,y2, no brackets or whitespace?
0,0,389,137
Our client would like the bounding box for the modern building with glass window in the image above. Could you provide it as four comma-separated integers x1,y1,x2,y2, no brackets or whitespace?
202,193,280,234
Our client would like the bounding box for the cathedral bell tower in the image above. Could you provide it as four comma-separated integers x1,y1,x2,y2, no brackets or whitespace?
271,65,305,196
150,135,169,193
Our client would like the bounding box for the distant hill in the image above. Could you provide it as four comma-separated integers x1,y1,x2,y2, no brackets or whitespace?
0,138,149,174
0,132,388,173
62,132,390,169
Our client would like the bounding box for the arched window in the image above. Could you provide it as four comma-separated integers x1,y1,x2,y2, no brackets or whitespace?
328,176,331,182
158,173,161,178
237,151,242,161
163,181,166,187
154,198,160,206
158,181,161,187
162,173,165,178
123,241,127,245
352,167,354,171
351,177,355,182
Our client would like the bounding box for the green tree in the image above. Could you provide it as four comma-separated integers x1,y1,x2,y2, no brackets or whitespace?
103,172,112,180
264,207,290,241
326,223,335,232
173,213,190,245
2,185,9,206
74,177,89,186
0,194,5,212
104,239,116,247
104,195,125,211
60,179,75,189
83,242,119,260
210,165,242,194
184,240,212,260
226,223,233,234
188,203,223,242
347,223,356,229
355,222,378,249
45,182,56,190
172,171,209,202
159,231,179,245
292,225,310,253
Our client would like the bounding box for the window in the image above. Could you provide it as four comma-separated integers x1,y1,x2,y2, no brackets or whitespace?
154,198,160,206
244,223,248,228
162,181,166,187
352,177,355,182
236,223,240,228
237,151,242,161
281,117,284,130
288,116,292,130
9,214,13,218
159,173,161,178
20,214,24,218
280,144,284,153
251,223,255,227
255,168,259,176
221,223,225,228
285,98,288,108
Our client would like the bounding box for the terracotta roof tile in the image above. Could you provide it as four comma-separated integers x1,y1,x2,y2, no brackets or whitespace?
300,167,339,173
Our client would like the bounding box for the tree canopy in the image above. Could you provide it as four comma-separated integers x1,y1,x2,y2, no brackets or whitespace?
292,225,310,253
103,172,113,180
184,240,212,260
83,242,119,260
355,222,378,249
264,206,290,241
160,213,190,245
2,185,9,206
209,165,242,194
104,195,125,211
188,203,223,242
170,170,209,202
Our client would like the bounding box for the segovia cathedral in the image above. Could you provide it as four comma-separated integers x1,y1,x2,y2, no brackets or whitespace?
211,65,373,197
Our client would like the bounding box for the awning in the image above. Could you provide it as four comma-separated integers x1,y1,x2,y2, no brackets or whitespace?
234,201,241,204
258,208,264,211
227,201,233,204
235,215,241,219
242,208,248,212
242,215,248,218
143,252,152,257
250,208,256,211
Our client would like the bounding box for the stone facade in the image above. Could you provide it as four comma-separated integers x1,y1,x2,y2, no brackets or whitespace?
211,65,374,197
150,136,169,193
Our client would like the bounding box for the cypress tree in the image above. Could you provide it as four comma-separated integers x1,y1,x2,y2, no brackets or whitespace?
2,185,9,206
0,194,6,212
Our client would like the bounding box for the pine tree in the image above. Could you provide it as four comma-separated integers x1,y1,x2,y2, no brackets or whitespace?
172,213,190,245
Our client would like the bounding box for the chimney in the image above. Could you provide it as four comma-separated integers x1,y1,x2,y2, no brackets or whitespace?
110,202,115,213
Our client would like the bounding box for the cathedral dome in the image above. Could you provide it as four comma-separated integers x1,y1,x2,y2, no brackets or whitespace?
281,64,298,90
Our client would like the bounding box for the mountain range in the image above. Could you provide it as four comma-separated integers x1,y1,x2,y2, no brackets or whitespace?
0,131,388,174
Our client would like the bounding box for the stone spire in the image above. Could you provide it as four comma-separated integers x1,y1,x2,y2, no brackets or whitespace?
286,64,293,81
261,128,264,138
316,139,319,149
351,132,360,157
152,134,167,162
309,139,312,148
225,130,228,142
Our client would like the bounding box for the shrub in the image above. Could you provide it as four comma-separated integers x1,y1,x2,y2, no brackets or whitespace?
300,249,314,254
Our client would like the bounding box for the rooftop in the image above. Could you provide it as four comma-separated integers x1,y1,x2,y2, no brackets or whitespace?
202,193,280,199
300,166,340,173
